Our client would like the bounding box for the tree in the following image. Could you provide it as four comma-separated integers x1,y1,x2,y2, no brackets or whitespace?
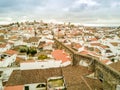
19,46,28,53
16,22,20,27
30,49,37,56
19,46,37,56
26,48,30,55
111,58,115,62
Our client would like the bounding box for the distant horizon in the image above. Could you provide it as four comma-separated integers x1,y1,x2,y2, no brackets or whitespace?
0,20,119,27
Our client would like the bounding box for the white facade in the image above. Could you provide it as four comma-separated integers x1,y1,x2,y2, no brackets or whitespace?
116,85,120,90
17,54,28,60
24,83,46,90
0,44,11,53
20,60,62,70
43,44,53,50
61,61,71,67
20,59,71,70
13,40,24,46
0,54,17,67
99,38,120,55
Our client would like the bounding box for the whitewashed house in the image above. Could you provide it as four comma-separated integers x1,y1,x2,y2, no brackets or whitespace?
0,50,17,67
20,60,62,70
23,37,41,47
0,43,11,53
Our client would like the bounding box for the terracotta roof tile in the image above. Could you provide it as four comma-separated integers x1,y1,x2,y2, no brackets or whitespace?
62,66,102,90
89,38,98,41
111,42,119,46
51,49,71,63
6,66,103,89
73,43,82,49
9,36,18,40
0,43,7,48
6,68,62,86
25,37,40,43
109,61,120,72
4,85,23,90
100,59,112,65
79,50,89,55
100,45,109,49
15,57,26,65
20,60,35,63
91,43,101,46
4,50,18,55
11,27,18,30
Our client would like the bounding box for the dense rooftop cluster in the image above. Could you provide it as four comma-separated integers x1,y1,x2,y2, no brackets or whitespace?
0,21,120,90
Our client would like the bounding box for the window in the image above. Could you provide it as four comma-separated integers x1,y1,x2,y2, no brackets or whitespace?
24,86,29,90
98,73,103,82
41,65,44,67
36,84,46,88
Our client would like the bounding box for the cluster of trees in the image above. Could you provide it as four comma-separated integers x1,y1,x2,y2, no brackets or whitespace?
19,46,37,56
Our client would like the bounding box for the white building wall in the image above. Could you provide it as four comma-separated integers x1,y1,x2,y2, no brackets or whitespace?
14,40,24,46
43,44,53,50
1,54,17,67
0,44,11,53
24,83,46,90
61,61,71,67
20,60,62,70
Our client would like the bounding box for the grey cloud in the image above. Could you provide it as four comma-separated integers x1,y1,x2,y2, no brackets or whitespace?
0,0,120,25
0,0,47,13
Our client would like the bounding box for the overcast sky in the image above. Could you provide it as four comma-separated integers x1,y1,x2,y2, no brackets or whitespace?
0,0,120,25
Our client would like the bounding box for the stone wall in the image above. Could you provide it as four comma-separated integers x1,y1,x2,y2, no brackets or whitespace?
54,38,120,90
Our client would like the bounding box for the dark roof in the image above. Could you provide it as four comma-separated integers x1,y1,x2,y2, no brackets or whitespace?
15,57,25,66
84,77,103,90
0,71,3,75
26,37,40,43
0,36,6,43
6,68,62,86
109,61,120,72
62,66,102,90
6,66,103,89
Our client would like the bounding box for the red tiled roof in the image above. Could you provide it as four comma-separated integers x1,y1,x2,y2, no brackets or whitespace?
90,43,101,46
15,57,26,65
25,37,40,43
5,50,18,55
100,45,109,49
28,27,33,30
12,27,18,30
79,49,100,57
4,85,23,90
79,50,89,55
51,49,71,63
100,59,112,64
9,36,18,40
73,43,82,49
89,38,98,41
6,68,62,86
6,65,103,89
46,42,54,45
21,60,35,63
0,43,7,48
101,59,109,64
88,51,101,57
109,61,120,72
110,42,119,46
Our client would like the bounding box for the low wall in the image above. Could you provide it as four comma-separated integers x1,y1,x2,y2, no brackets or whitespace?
54,38,120,90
